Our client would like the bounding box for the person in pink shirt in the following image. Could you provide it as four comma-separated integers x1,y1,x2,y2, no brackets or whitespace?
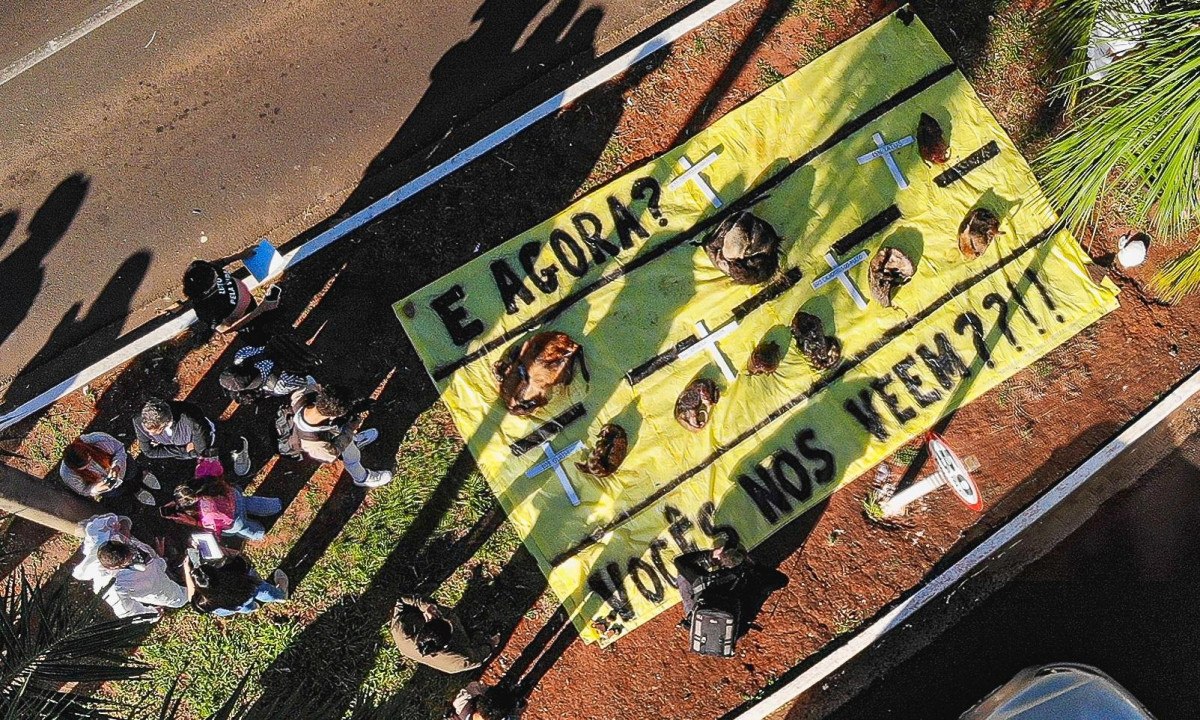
160,462,281,541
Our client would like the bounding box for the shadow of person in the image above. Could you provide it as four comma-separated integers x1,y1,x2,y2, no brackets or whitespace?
338,0,604,214
245,449,497,720
0,174,90,349
6,250,154,403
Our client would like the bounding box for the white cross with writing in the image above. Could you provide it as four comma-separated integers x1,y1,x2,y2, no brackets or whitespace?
678,319,739,381
525,439,586,506
856,132,916,190
669,151,724,209
812,250,869,309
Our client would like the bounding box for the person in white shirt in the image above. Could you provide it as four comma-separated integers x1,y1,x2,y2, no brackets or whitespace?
60,432,159,506
71,514,187,620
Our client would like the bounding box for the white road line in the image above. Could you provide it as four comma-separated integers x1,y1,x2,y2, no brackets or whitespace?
730,365,1200,720
0,0,745,431
0,0,150,88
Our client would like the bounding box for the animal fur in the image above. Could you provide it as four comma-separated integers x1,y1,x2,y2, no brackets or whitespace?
790,312,841,370
575,424,628,477
492,331,583,416
746,340,782,375
868,247,915,307
675,378,719,431
703,211,782,285
917,113,950,164
958,207,1002,259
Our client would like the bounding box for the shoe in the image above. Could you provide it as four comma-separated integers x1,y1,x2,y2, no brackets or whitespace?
135,490,156,506
141,472,161,490
232,436,252,477
354,428,379,448
352,469,392,488
273,569,290,599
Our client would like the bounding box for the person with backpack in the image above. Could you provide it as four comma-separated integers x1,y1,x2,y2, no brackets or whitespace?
674,537,787,655
182,255,280,335
159,460,281,541
182,548,288,617
218,339,316,404
277,384,392,488
59,432,160,506
133,398,252,477
390,593,497,673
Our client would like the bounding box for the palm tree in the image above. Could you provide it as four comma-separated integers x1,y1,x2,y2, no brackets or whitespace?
1035,0,1200,301
1,571,150,719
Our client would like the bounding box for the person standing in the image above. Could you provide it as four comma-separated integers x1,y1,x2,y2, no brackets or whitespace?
133,398,251,477
71,514,187,620
390,593,496,673
182,254,280,335
281,384,392,488
59,432,159,506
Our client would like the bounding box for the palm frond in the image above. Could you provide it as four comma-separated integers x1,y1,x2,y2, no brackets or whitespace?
1036,2,1200,242
1,571,152,693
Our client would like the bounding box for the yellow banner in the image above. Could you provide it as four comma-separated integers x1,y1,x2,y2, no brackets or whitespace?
396,10,1119,645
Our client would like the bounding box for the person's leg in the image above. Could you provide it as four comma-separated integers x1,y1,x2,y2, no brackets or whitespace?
242,494,282,518
227,517,266,541
339,440,369,482
675,575,696,618
340,439,392,487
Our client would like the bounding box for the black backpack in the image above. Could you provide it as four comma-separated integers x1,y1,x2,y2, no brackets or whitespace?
274,403,302,459
690,599,740,657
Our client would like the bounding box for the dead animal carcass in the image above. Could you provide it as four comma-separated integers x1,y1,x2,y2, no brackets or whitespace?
868,247,915,307
703,211,782,285
790,311,841,370
493,331,585,416
675,378,720,431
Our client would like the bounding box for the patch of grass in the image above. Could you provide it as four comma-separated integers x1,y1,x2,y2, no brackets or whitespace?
891,443,921,467
832,608,861,636
861,490,887,523
691,34,708,55
591,134,631,183
755,59,786,90
104,403,513,718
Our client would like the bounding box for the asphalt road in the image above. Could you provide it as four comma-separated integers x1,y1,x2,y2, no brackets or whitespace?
826,430,1200,719
0,0,687,403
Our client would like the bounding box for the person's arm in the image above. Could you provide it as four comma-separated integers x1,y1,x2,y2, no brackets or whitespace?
89,434,129,479
58,465,95,499
674,550,713,585
178,412,212,459
133,418,190,459
160,502,204,528
128,559,188,609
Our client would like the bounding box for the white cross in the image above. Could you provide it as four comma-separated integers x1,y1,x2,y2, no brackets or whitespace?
668,151,724,209
678,320,739,381
812,250,869,309
856,132,916,190
525,439,585,506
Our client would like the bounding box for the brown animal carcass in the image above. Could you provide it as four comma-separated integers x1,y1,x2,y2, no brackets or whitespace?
703,211,782,285
917,113,950,164
675,378,720,431
746,339,782,375
959,207,1002,259
790,312,841,370
576,424,628,477
868,247,915,307
493,331,584,416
